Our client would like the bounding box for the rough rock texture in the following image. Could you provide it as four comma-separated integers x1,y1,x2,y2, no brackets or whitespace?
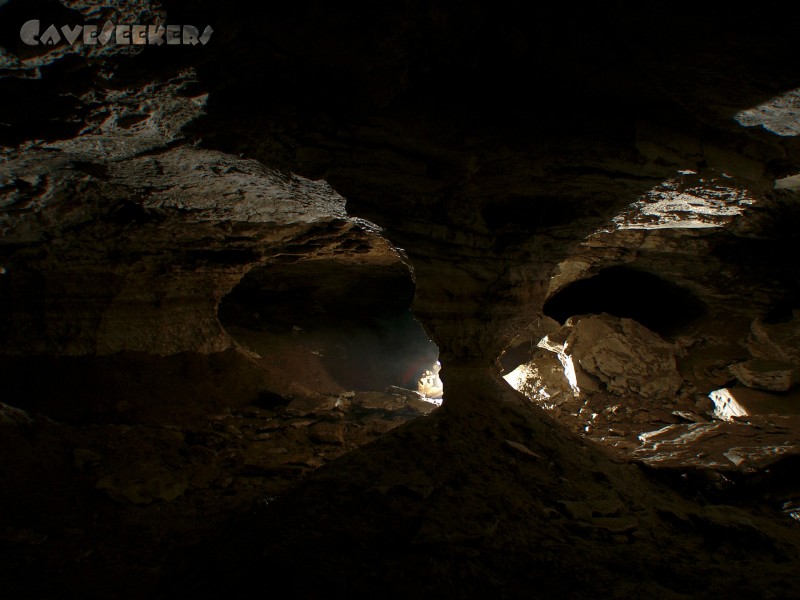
748,315,800,365
503,350,577,409
0,380,438,597
730,359,800,392
710,387,800,422
163,368,800,600
3,0,800,598
539,314,682,400
0,80,404,356
634,417,800,472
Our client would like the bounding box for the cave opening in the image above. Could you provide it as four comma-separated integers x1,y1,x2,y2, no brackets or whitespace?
218,258,442,398
542,265,707,336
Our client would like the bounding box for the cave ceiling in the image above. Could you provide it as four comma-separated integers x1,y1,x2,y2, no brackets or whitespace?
3,0,800,363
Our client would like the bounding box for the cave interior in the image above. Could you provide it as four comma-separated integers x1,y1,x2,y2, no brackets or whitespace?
2,1,800,598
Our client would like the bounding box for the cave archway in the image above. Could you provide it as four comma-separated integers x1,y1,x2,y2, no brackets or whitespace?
218,258,440,394
543,265,707,336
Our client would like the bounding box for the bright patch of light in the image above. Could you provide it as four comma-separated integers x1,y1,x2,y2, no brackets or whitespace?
560,354,580,393
503,366,559,412
613,172,755,230
709,388,749,421
417,361,443,402
503,364,528,390
537,335,581,394
775,173,800,190
502,355,575,410
503,362,558,401
783,501,800,523
734,88,800,136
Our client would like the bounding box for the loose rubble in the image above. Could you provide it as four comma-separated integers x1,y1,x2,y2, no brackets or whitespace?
505,313,800,508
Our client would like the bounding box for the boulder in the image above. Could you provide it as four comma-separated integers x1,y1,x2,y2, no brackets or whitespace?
747,314,800,364
729,359,800,392
538,314,682,400
502,351,576,407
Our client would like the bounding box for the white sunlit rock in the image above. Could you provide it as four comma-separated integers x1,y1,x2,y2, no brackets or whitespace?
502,352,575,407
709,388,749,421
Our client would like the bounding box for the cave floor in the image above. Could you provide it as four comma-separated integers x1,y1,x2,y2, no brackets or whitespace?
163,374,800,599
2,354,800,599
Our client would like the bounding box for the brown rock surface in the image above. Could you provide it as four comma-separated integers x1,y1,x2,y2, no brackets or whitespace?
539,314,683,400
730,359,800,392
710,387,800,421
748,315,800,365
163,368,800,599
3,1,800,598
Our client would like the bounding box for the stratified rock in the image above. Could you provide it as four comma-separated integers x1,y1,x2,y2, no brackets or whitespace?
285,396,338,417
747,314,800,364
730,359,800,392
709,387,800,421
0,70,410,357
352,392,411,411
539,314,682,400
634,418,800,472
309,422,346,445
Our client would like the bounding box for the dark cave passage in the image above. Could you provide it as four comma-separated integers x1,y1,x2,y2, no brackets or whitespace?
543,266,707,336
218,258,440,393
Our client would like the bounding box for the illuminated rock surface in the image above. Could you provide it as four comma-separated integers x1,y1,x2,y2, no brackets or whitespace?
538,314,683,399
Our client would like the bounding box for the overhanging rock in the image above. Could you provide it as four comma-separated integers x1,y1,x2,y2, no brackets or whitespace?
730,359,800,392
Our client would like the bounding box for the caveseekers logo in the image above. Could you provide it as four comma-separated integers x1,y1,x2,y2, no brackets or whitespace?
20,19,213,46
